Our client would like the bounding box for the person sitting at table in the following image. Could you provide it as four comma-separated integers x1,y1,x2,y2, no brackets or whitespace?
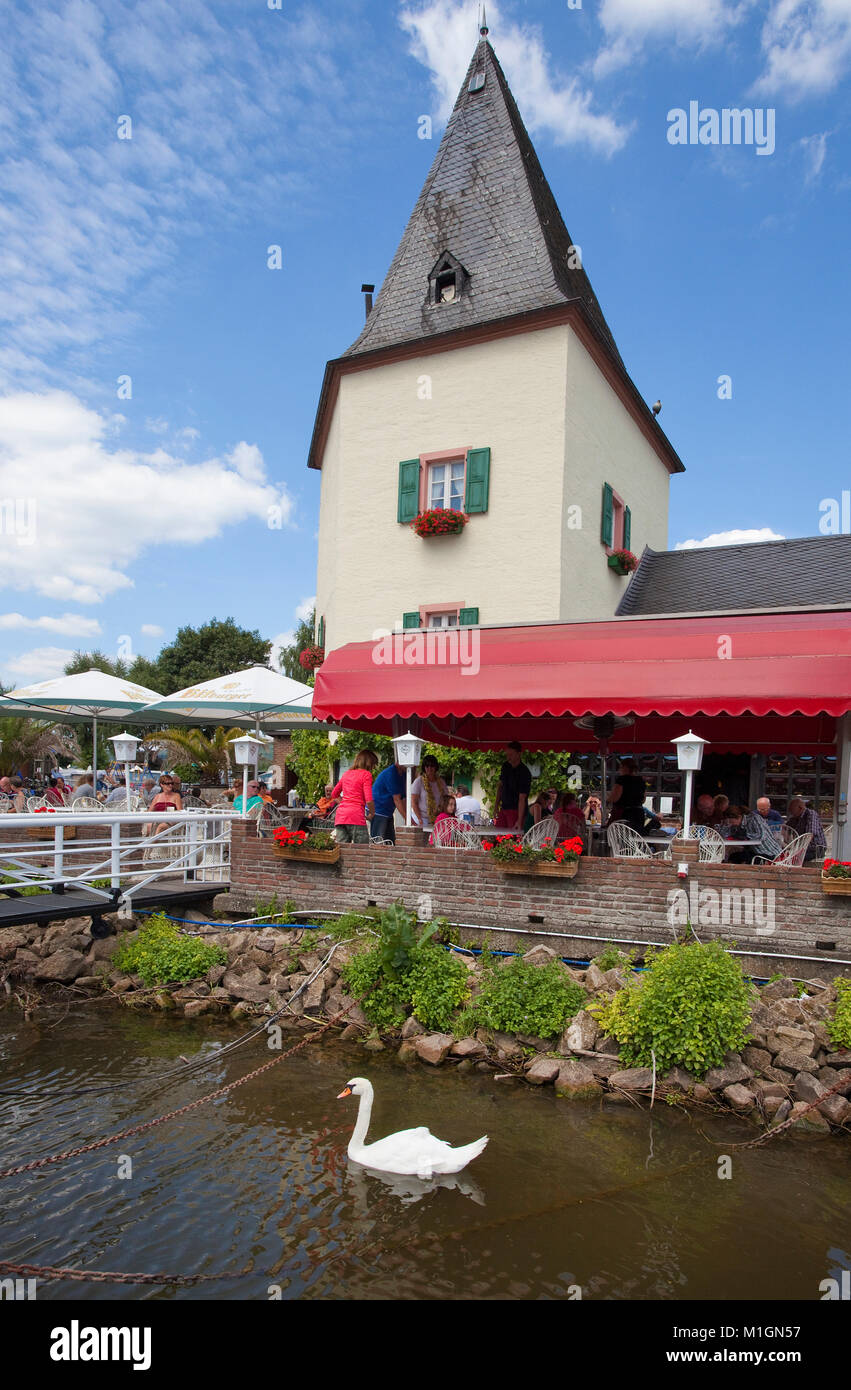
43,775,67,807
145,774,184,837
316,783,338,818
583,794,603,826
692,794,716,827
554,792,585,841
434,794,457,829
721,805,755,862
710,794,730,827
524,790,553,831
8,776,26,812
738,805,782,861
608,759,648,834
785,797,826,862
454,784,482,825
756,796,783,827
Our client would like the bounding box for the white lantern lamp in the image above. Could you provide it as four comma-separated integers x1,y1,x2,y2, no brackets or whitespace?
672,731,709,839
109,731,141,812
392,731,425,827
230,734,264,819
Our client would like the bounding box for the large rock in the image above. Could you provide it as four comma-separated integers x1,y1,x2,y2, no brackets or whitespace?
741,1045,773,1073
760,978,799,1002
516,1033,551,1050
773,1049,819,1076
184,1000,212,1018
555,1061,602,1099
337,995,370,1028
663,1066,698,1094
0,930,31,961
525,1057,561,1085
587,1055,621,1079
34,948,86,983
788,1101,831,1135
825,1050,851,1068
819,1094,851,1126
225,977,271,1004
560,1011,599,1055
206,963,227,986
401,1016,426,1039
493,1032,524,1061
609,1066,655,1094
766,1025,816,1057
600,967,628,992
222,964,265,991
723,1083,756,1111
522,945,557,967
85,936,121,964
793,1072,827,1105
413,1033,454,1066
584,963,607,993
751,1078,789,1100
302,975,327,1014
703,1054,753,1091
451,1037,487,1059
596,1034,621,1056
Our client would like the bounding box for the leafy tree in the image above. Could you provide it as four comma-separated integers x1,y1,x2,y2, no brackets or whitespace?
148,618,271,693
157,726,244,781
290,729,333,800
0,717,79,777
64,650,131,678
277,610,316,681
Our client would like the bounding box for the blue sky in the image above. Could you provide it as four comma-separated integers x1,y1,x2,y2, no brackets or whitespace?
0,0,849,686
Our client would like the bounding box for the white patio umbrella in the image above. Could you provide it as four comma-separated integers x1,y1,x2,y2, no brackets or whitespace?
142,665,314,740
0,670,165,792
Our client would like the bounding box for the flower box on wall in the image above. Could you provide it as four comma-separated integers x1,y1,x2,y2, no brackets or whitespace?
607,549,638,576
494,858,579,878
822,862,851,894
412,509,469,538
481,834,583,878
273,827,340,864
274,845,340,865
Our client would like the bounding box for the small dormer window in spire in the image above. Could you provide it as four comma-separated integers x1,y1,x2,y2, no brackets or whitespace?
428,251,469,307
469,69,485,94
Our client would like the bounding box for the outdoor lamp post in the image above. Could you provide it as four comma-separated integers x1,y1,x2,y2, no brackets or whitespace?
230,734,264,819
109,731,141,813
392,731,425,828
672,731,708,839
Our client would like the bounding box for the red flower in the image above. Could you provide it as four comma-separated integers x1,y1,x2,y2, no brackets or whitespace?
299,645,324,671
412,508,470,538
481,841,494,851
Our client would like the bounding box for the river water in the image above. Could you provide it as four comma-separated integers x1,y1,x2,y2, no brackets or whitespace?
0,1005,848,1301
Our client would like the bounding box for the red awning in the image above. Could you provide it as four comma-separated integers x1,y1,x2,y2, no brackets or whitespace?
312,612,851,753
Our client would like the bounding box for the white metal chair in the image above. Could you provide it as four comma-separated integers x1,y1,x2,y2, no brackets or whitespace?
432,817,479,849
181,795,208,809
0,792,12,813
682,826,726,862
26,796,50,812
522,816,561,849
607,821,658,859
754,832,812,868
71,796,104,812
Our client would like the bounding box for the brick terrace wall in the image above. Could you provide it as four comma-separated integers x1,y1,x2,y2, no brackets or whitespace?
229,825,851,978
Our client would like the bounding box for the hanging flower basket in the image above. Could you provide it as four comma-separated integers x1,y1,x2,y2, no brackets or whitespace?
299,645,325,672
481,835,583,877
412,508,469,538
821,861,851,895
607,549,638,576
273,827,340,864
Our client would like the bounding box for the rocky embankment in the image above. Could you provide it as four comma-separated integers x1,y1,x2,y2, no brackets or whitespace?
2,919,849,1134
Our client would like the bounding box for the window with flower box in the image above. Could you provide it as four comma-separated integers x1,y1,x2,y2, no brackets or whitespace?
397,447,490,523
601,482,631,553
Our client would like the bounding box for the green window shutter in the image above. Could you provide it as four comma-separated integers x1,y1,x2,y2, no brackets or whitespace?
402,611,420,629
601,483,614,547
317,616,326,648
464,447,490,514
622,506,631,552
397,459,420,523
459,607,479,626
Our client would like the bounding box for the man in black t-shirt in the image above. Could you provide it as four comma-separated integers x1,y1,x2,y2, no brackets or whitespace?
493,741,532,833
609,759,649,834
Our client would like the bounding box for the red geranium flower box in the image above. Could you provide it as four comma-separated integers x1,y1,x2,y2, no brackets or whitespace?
412,509,469,538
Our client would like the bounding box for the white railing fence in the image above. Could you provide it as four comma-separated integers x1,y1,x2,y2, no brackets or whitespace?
0,811,237,906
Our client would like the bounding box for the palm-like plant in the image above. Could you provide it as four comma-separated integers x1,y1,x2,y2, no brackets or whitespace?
156,726,245,782
0,717,80,777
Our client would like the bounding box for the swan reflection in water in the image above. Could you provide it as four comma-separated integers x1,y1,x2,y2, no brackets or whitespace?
346,1157,486,1207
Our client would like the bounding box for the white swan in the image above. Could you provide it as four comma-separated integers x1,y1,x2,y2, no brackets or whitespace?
337,1077,488,1179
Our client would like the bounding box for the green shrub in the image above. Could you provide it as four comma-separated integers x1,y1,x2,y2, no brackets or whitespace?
342,940,470,1032
253,893,295,925
323,911,377,942
593,945,633,972
828,978,851,1050
456,957,585,1039
589,940,753,1077
113,913,227,987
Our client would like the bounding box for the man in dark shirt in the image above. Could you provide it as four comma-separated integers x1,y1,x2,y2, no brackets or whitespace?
609,759,648,834
493,741,532,833
369,762,407,844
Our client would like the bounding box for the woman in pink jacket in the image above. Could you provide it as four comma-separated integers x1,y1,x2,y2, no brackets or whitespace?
331,750,377,844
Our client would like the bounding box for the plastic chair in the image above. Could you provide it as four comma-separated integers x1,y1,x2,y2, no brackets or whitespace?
522,816,561,849
607,821,658,859
754,832,812,868
432,817,479,849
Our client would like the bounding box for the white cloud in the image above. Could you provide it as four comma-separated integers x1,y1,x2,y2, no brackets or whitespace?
799,131,830,184
3,645,76,683
594,0,751,76
140,623,164,638
754,0,851,99
400,0,628,153
0,390,295,604
0,612,101,636
295,596,316,623
675,527,786,549
269,631,295,674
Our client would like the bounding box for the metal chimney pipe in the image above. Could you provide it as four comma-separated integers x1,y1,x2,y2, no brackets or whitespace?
361,283,375,319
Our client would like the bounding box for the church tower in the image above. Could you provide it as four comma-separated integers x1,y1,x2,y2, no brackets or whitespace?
309,29,683,654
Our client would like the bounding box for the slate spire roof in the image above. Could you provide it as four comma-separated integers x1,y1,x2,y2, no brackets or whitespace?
345,37,623,364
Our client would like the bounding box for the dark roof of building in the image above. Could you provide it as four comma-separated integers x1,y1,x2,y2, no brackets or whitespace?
615,534,851,617
345,38,623,364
